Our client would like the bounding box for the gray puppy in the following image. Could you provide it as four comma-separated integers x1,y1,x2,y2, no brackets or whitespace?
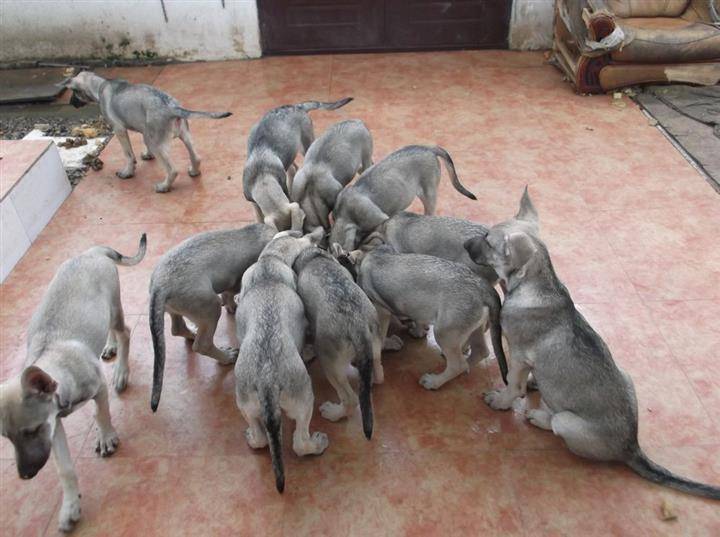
61,71,232,193
0,235,146,532
293,246,382,437
234,229,327,494
291,119,373,231
149,224,275,412
464,188,720,500
342,244,507,390
329,145,477,251
244,98,353,231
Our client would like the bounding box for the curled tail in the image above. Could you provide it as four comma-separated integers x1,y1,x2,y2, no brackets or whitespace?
262,387,285,493
173,107,232,120
357,338,375,440
97,233,147,266
488,288,508,385
297,97,353,112
149,288,167,412
627,448,720,500
430,146,477,201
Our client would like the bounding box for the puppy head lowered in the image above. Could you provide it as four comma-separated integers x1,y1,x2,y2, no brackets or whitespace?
0,366,59,479
262,227,324,264
58,71,100,108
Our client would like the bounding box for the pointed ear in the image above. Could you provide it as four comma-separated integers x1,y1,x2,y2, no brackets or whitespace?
307,226,324,244
348,249,365,263
515,186,539,232
21,366,57,398
463,234,487,263
330,242,347,258
504,232,537,279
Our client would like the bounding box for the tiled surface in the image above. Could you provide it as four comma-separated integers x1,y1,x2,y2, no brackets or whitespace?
1,51,719,535
0,139,52,199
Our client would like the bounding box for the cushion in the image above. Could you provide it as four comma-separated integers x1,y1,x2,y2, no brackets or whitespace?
607,0,689,18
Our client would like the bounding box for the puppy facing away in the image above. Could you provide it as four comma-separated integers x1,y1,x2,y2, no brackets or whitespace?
341,244,507,390
293,246,382,437
464,188,720,500
244,98,353,231
60,71,232,193
149,224,275,411
290,119,373,231
0,235,146,532
329,145,477,251
234,229,327,493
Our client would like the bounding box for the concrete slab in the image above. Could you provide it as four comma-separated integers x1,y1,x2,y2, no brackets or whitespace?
0,67,66,104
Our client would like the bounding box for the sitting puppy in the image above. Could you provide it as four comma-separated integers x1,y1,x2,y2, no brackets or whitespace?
339,244,507,390
464,188,720,500
244,98,353,231
291,119,373,231
60,71,232,193
234,229,327,493
0,235,146,532
149,224,275,411
293,245,382,437
329,145,477,250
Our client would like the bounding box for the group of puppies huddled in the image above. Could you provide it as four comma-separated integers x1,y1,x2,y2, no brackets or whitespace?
1,74,718,533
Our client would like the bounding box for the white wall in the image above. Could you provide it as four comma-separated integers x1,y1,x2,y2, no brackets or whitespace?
0,0,261,62
509,0,555,50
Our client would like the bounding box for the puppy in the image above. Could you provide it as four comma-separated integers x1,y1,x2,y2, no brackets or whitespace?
60,71,232,193
149,224,275,411
0,235,146,532
464,188,720,500
234,229,327,493
341,244,507,390
244,98,353,231
293,245,382,437
290,119,373,231
329,145,477,251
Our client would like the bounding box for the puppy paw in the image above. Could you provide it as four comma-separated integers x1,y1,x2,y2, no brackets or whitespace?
188,167,201,177
141,151,155,160
112,364,129,393
408,323,429,339
419,373,445,391
244,427,268,449
154,182,171,193
310,432,329,454
95,429,120,457
319,401,349,422
116,170,134,179
58,495,81,532
526,408,553,430
218,347,239,365
483,389,515,411
101,344,117,361
383,335,404,352
373,366,384,385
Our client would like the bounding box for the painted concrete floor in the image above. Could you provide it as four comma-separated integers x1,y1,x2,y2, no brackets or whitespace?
1,52,719,536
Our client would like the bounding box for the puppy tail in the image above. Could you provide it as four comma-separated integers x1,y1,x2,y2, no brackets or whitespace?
262,387,285,493
430,146,477,201
98,233,147,266
357,338,375,440
149,288,167,413
627,447,720,500
173,107,232,120
296,97,353,112
488,287,508,385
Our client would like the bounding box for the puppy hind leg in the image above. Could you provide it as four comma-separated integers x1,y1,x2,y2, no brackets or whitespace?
147,137,177,193
108,291,131,392
419,331,468,390
93,383,119,457
238,404,268,449
285,383,328,456
189,295,238,365
52,421,82,532
101,331,118,360
551,411,614,460
372,336,384,384
252,203,265,224
170,314,196,340
526,398,554,431
483,350,531,411
289,202,305,231
319,354,359,422
419,184,438,216
179,120,201,177
378,306,403,352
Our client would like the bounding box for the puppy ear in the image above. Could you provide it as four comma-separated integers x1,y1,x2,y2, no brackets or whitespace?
463,235,486,263
348,249,365,263
330,242,347,258
21,366,57,398
515,186,539,232
307,226,324,244
361,231,386,250
504,232,537,279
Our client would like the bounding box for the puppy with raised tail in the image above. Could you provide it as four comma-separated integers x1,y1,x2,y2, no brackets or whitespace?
336,243,507,390
244,98,353,231
291,119,373,231
234,229,327,493
464,188,720,500
293,244,382,436
149,224,276,412
329,145,477,251
60,71,232,193
0,234,146,532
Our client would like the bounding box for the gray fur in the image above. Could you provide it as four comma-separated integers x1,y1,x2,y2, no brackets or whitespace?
61,71,231,193
464,188,720,500
0,235,146,532
329,145,477,250
149,224,275,412
291,119,373,231
243,98,353,231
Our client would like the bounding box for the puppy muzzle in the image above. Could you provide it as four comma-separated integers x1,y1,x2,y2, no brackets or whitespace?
70,91,88,108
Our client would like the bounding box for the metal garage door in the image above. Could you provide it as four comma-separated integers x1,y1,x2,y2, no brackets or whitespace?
257,1,511,54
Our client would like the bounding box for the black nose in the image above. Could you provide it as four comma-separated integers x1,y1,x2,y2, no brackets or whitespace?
19,469,38,480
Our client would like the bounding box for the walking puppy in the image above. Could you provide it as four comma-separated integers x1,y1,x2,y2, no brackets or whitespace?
244,98,353,231
329,145,477,250
0,235,146,532
293,246,382,436
291,119,373,231
60,71,232,193
149,224,275,411
340,244,507,390
234,229,327,493
464,188,720,500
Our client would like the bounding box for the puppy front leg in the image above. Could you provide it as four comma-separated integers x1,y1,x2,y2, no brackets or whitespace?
52,420,82,532
289,202,305,232
93,383,119,457
115,130,136,179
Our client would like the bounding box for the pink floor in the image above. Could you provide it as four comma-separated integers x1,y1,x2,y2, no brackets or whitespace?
1,52,719,536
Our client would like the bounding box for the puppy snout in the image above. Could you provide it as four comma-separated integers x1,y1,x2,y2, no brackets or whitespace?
18,468,39,480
